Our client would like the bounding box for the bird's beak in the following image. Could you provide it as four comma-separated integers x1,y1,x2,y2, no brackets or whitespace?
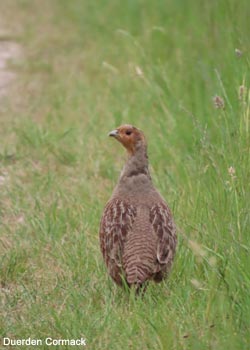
108,129,119,137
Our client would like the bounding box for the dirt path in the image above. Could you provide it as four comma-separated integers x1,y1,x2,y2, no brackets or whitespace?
0,39,21,97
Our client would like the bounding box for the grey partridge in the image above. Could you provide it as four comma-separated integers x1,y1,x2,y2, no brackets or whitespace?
99,125,177,291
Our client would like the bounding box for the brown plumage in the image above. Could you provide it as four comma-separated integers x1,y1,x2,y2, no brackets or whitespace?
99,124,177,291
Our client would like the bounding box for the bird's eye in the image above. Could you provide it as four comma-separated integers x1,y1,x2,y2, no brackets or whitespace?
125,130,132,135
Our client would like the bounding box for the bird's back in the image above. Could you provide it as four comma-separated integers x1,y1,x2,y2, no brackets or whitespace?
122,205,157,286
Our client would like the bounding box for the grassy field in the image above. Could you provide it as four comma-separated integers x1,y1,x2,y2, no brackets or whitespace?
0,0,249,349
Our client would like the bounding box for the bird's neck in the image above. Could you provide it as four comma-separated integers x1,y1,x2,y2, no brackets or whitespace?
120,144,151,180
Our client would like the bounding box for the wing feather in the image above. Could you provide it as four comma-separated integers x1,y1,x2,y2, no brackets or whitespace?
149,202,177,267
99,199,136,284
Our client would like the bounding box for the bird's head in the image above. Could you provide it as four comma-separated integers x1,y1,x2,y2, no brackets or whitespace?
108,124,146,155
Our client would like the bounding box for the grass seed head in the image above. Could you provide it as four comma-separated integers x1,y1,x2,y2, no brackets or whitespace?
213,95,225,109
228,166,236,177
238,85,246,101
235,48,243,57
135,65,144,77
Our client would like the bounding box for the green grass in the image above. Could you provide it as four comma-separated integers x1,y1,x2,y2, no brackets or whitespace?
0,0,250,349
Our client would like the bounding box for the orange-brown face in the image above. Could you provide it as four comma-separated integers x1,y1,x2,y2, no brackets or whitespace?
109,124,145,155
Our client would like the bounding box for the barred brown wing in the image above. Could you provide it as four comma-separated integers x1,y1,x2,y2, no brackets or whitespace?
149,202,177,266
99,199,136,284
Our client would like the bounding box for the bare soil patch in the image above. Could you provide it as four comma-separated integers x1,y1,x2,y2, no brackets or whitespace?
0,40,21,97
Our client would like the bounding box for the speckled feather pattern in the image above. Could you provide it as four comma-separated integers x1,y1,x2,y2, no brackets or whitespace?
100,199,137,285
99,125,177,289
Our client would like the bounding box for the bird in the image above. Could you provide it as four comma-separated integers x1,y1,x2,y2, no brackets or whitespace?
99,124,177,292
